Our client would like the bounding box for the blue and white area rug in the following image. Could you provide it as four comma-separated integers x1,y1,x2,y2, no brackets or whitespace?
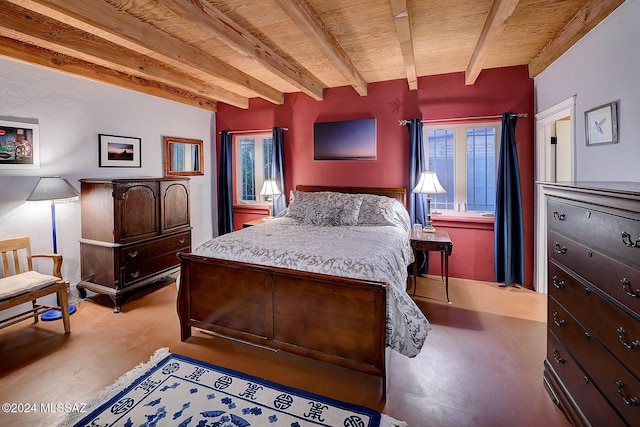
60,348,406,427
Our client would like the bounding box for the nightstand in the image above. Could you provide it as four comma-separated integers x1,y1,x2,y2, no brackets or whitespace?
410,229,453,303
242,218,267,228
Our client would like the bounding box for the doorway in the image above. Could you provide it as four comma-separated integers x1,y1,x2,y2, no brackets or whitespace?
534,96,575,294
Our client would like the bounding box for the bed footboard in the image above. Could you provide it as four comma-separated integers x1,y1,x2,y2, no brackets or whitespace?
177,252,387,389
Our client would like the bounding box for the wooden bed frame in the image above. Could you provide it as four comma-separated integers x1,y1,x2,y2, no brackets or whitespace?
176,185,407,398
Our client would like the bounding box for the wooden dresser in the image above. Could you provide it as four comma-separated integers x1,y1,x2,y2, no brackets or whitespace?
542,182,640,426
78,177,191,312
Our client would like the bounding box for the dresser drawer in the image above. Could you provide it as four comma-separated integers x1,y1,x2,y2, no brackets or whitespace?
121,251,182,286
548,230,640,318
121,231,191,264
548,198,640,270
549,261,640,379
549,297,640,424
546,331,626,427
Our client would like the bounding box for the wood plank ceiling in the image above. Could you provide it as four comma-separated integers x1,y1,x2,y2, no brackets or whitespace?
0,0,626,111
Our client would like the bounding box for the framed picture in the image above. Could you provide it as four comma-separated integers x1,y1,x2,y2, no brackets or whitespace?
313,118,377,160
0,119,40,169
99,134,141,167
585,101,618,146
163,136,204,177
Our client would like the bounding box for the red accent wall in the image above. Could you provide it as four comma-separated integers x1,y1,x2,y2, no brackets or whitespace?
216,65,535,287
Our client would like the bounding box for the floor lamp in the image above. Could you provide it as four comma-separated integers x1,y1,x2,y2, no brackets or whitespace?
26,176,79,320
412,171,447,232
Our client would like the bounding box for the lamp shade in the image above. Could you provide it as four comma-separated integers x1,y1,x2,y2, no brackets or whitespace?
412,171,446,195
26,176,79,203
259,179,282,196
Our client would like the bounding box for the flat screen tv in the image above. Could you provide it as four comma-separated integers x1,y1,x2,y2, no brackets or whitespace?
313,118,376,160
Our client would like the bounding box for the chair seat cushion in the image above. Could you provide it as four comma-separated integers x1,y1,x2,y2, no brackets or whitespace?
0,271,61,301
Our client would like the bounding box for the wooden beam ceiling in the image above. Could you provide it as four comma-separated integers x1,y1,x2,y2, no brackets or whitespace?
465,0,521,85
528,0,626,77
276,0,368,96
0,0,628,111
389,0,417,90
155,0,326,101
0,35,218,111
9,0,285,106
0,0,236,109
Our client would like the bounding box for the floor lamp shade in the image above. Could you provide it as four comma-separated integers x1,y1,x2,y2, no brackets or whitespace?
26,176,80,204
26,176,79,320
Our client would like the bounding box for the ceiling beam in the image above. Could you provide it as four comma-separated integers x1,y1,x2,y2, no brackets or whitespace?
389,0,417,90
275,0,367,96
528,0,626,78
9,0,281,106
155,0,326,101
0,0,248,108
465,0,521,85
0,36,218,111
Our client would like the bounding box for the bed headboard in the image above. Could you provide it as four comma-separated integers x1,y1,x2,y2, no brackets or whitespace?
295,185,407,207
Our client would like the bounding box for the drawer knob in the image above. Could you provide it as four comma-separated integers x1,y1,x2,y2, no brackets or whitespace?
621,231,640,248
553,312,566,327
617,326,640,350
552,348,565,364
552,211,566,221
621,278,640,298
179,238,186,244
616,380,640,406
128,251,139,258
554,243,567,254
130,271,140,279
552,275,566,290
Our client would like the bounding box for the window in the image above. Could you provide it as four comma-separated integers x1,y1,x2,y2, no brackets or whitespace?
234,133,273,204
424,122,501,216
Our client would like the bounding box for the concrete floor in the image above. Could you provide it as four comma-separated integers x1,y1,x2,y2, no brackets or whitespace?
0,275,570,426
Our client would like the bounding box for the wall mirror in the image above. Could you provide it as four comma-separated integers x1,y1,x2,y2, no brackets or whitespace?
163,136,204,176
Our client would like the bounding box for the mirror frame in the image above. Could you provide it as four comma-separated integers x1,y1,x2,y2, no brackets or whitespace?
163,136,204,177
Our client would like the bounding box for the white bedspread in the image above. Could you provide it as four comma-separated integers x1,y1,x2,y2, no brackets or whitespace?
193,217,431,357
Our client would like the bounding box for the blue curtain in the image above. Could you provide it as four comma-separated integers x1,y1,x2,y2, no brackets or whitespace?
271,127,286,216
407,118,428,273
494,113,524,286
218,130,234,235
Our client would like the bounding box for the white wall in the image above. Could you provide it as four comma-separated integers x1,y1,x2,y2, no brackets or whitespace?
534,0,640,181
0,57,216,291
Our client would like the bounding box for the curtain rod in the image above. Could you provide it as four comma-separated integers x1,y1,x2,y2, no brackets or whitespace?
218,127,289,134
398,113,528,126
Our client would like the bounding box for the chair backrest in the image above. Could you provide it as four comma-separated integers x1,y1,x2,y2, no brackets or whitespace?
0,236,33,278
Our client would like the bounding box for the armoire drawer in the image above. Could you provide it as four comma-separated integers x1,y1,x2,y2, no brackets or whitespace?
121,251,182,287
121,231,191,264
548,230,640,319
548,198,640,271
549,261,640,379
549,297,640,424
546,331,626,427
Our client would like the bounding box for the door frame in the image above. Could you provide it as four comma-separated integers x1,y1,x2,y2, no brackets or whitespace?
534,96,576,294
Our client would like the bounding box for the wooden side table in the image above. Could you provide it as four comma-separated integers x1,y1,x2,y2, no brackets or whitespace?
242,218,267,228
410,229,453,303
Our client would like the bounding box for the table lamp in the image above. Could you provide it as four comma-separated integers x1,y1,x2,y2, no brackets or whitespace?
26,176,79,320
259,179,282,218
412,171,446,232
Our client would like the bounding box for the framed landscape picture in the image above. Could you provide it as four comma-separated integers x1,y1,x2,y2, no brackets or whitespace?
99,134,141,167
0,119,40,169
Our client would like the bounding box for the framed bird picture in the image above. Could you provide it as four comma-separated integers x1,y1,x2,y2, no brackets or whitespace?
585,101,618,146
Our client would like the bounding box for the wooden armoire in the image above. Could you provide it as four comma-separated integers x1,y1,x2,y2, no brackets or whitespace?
78,177,191,312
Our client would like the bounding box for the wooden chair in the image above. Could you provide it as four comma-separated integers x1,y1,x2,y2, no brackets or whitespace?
0,236,70,333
